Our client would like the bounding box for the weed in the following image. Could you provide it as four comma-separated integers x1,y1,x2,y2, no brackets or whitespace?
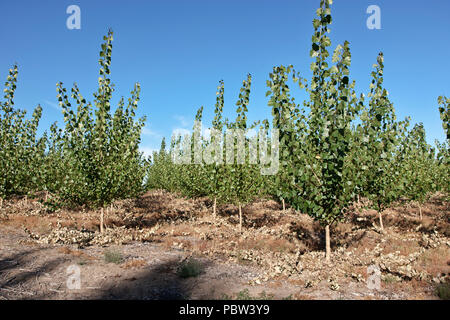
104,249,123,264
177,258,203,278
435,283,450,300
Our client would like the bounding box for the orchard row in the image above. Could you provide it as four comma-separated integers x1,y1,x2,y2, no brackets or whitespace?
1,0,448,260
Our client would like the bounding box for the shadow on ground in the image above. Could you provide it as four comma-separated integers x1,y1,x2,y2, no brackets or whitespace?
1,246,215,300
90,258,214,300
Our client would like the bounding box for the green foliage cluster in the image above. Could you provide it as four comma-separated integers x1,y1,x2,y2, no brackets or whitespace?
104,248,123,264
435,283,450,300
177,258,204,278
1,31,148,207
0,66,46,198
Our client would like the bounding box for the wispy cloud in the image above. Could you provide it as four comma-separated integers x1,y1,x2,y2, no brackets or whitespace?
44,99,61,111
173,115,190,128
142,126,162,138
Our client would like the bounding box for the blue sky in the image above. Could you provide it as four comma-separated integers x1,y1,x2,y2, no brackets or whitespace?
1,0,449,155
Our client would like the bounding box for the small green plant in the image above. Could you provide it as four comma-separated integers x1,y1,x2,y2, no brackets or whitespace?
104,249,123,264
177,258,203,278
435,283,450,300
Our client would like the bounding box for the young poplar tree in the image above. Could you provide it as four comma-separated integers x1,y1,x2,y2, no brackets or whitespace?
268,0,362,261
436,96,449,194
146,138,171,191
223,74,259,233
310,0,361,260
438,96,449,142
401,123,435,219
0,66,47,199
49,30,147,208
176,106,209,198
358,53,407,231
266,65,301,211
208,80,225,217
302,14,361,260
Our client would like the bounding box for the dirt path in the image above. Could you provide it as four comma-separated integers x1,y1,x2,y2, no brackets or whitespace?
0,225,285,300
0,224,438,300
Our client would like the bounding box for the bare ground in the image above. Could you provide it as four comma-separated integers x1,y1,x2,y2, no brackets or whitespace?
0,191,448,300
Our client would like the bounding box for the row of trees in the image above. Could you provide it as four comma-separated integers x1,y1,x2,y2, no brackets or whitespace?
1,1,448,260
146,0,449,260
0,30,148,208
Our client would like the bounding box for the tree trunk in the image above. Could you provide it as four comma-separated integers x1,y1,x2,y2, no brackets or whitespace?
325,225,331,262
45,191,48,202
378,211,384,231
419,204,422,220
100,208,104,233
0,198,3,209
105,205,112,229
239,203,242,234
213,197,217,218
282,198,285,212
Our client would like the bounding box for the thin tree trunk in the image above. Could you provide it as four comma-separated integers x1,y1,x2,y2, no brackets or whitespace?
100,208,104,233
45,191,48,202
325,225,331,262
0,198,3,209
239,203,242,234
213,197,217,218
105,205,112,229
419,204,422,220
378,211,384,231
282,198,285,212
